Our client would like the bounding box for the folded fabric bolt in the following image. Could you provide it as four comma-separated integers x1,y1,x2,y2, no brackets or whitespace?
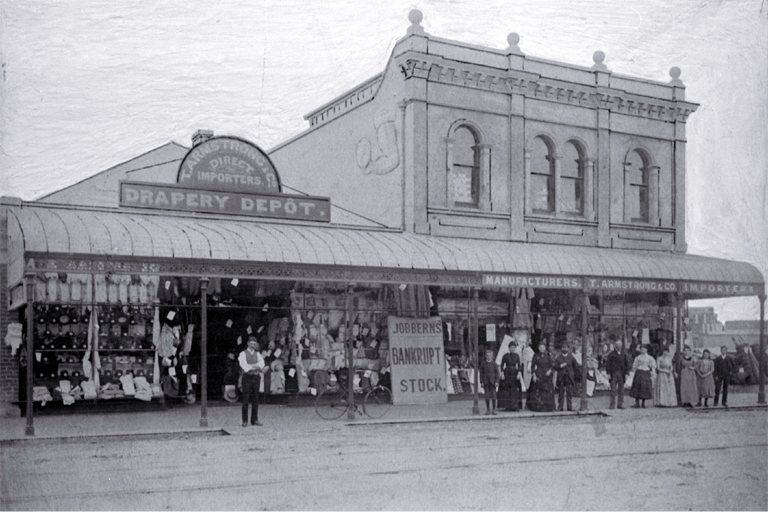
32,386,53,404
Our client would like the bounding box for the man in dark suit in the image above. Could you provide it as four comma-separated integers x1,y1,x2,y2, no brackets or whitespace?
714,345,734,407
606,338,631,409
555,345,578,411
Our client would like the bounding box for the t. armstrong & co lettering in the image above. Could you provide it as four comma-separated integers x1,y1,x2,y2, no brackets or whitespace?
588,279,677,292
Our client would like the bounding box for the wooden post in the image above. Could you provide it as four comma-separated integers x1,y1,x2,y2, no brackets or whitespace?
758,294,766,405
24,272,35,436
472,287,480,415
199,278,209,427
675,292,683,357
346,283,355,421
580,290,589,412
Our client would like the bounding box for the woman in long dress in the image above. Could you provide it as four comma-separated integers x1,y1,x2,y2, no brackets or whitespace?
679,346,699,407
498,344,521,411
630,344,656,408
528,343,555,412
655,348,678,407
696,349,716,407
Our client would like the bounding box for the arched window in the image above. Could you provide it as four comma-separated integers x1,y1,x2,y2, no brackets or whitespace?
451,126,480,207
560,141,584,215
530,136,555,213
624,149,650,223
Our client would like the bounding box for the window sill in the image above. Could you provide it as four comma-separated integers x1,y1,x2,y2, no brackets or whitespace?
427,207,510,220
524,214,598,227
610,222,676,233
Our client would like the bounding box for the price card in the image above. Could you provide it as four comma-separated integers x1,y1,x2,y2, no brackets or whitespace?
632,330,638,338
168,367,176,377
274,348,282,358
237,336,242,345
370,340,378,348
35,352,41,362
262,304,269,312
301,370,307,377
166,311,175,321
398,284,407,291
309,387,317,396
451,368,458,376
246,325,252,334
288,368,296,378
190,374,197,384
226,319,233,328
164,280,171,290
364,370,371,378
182,365,188,374
257,326,264,333
231,278,239,287
485,324,496,342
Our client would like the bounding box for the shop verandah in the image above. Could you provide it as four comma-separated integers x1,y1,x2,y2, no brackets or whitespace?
3,202,765,434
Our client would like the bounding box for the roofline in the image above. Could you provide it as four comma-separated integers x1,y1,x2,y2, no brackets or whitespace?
7,198,403,234
33,141,190,202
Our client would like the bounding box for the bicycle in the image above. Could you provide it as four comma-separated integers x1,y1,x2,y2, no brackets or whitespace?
314,371,392,420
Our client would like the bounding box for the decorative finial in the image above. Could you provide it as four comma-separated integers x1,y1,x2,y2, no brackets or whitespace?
669,66,683,86
506,32,523,54
407,9,425,35
591,50,609,71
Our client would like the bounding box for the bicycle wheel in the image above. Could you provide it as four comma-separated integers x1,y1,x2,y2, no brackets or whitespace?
315,388,348,420
363,386,392,419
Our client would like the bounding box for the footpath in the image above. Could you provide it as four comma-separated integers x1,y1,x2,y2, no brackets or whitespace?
1,387,765,443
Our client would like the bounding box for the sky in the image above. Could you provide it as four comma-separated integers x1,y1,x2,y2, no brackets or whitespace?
1,0,766,322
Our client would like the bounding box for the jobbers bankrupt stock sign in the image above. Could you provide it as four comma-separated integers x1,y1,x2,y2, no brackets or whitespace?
387,316,447,405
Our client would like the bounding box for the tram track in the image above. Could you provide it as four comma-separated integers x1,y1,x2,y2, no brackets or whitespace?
2,440,765,506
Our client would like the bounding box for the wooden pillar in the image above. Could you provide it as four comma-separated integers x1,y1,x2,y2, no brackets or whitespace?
580,290,589,412
675,292,684,356
346,283,355,420
199,278,209,427
758,294,766,405
471,287,480,415
24,272,35,436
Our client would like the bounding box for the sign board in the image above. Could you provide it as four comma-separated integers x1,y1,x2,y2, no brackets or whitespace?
680,281,761,297
585,278,677,293
177,136,281,194
483,274,582,289
120,182,330,222
8,282,26,310
387,316,448,405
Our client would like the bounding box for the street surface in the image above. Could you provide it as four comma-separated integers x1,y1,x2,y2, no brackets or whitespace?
1,402,766,510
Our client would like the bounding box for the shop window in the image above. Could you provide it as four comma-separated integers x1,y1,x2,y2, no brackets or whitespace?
530,136,555,213
451,126,480,207
559,141,584,215
624,149,650,223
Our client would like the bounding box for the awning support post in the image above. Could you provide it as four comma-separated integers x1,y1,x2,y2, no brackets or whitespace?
199,278,209,427
580,290,589,412
471,287,480,415
675,292,683,357
758,294,766,405
24,272,35,436
346,283,355,421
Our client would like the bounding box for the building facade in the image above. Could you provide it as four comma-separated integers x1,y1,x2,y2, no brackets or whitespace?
1,11,764,422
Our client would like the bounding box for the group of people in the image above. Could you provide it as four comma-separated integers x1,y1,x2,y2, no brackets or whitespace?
606,341,733,409
479,340,584,414
478,333,741,415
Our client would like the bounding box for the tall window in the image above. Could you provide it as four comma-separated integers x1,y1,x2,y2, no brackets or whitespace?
530,136,555,213
625,149,649,223
560,141,584,215
451,126,479,207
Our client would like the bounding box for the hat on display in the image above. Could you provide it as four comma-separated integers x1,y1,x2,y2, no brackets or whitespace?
59,313,70,325
60,370,69,378
223,385,239,403
72,371,81,378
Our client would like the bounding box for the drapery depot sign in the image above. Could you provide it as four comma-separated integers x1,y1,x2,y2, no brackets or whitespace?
119,135,331,222
120,182,330,221
388,317,447,405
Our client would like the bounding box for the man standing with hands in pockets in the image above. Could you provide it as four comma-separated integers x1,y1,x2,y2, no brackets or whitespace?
239,336,265,427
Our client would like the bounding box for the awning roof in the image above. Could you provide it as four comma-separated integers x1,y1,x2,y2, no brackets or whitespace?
5,203,764,298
